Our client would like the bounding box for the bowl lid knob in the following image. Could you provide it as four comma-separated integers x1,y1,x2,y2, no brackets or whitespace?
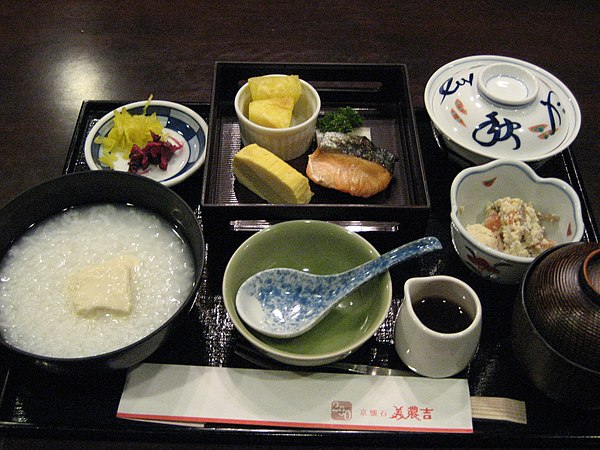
581,248,600,303
477,62,539,107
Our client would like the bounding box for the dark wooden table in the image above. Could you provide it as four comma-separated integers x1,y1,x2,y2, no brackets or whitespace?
0,1,598,448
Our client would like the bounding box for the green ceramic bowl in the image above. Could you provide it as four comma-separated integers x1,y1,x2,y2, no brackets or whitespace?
222,220,392,366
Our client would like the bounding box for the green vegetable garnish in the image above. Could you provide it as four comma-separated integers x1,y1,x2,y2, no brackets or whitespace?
316,106,364,133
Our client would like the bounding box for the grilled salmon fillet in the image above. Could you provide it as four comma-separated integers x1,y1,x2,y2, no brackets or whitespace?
306,132,395,198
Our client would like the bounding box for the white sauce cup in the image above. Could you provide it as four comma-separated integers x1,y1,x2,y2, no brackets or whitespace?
394,275,482,378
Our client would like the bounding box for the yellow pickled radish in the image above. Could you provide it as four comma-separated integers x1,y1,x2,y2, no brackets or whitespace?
95,96,163,168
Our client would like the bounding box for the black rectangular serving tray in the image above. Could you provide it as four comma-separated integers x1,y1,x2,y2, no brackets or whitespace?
0,100,598,447
201,62,430,248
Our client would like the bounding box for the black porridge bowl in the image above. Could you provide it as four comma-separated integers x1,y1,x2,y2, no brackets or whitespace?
0,171,204,374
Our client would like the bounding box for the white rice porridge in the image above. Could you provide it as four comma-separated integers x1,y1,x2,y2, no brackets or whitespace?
0,203,195,358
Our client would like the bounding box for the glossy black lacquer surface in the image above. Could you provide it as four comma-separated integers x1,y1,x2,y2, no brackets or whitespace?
202,62,430,245
512,242,600,409
0,102,597,448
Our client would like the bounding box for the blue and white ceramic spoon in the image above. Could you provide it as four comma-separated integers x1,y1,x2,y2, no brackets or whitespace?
235,236,442,338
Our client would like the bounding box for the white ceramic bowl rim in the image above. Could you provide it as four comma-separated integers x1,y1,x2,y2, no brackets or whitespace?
84,100,208,187
223,219,392,363
450,158,585,263
234,76,321,134
425,55,582,162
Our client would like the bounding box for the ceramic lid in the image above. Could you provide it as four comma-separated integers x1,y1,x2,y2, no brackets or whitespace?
425,55,581,163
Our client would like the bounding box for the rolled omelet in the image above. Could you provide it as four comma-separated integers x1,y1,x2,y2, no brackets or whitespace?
233,144,313,204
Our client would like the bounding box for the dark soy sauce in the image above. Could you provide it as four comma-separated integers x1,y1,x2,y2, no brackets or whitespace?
413,296,472,333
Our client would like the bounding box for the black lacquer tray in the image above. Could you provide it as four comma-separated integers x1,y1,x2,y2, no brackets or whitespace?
0,100,598,447
201,62,430,248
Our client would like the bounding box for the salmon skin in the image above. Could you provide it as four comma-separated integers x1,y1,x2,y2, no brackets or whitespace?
316,132,396,173
306,132,396,198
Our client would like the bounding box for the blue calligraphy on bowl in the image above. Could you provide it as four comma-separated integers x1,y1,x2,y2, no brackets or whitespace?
472,112,522,150
438,72,474,104
540,91,562,136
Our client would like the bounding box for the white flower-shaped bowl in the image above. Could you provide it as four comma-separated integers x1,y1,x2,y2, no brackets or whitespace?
84,100,208,187
450,159,584,284
425,55,581,167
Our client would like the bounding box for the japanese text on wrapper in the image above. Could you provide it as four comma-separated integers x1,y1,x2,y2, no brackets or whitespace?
332,401,434,422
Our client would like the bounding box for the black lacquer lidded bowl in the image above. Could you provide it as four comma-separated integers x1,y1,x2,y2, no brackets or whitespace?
512,242,600,409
